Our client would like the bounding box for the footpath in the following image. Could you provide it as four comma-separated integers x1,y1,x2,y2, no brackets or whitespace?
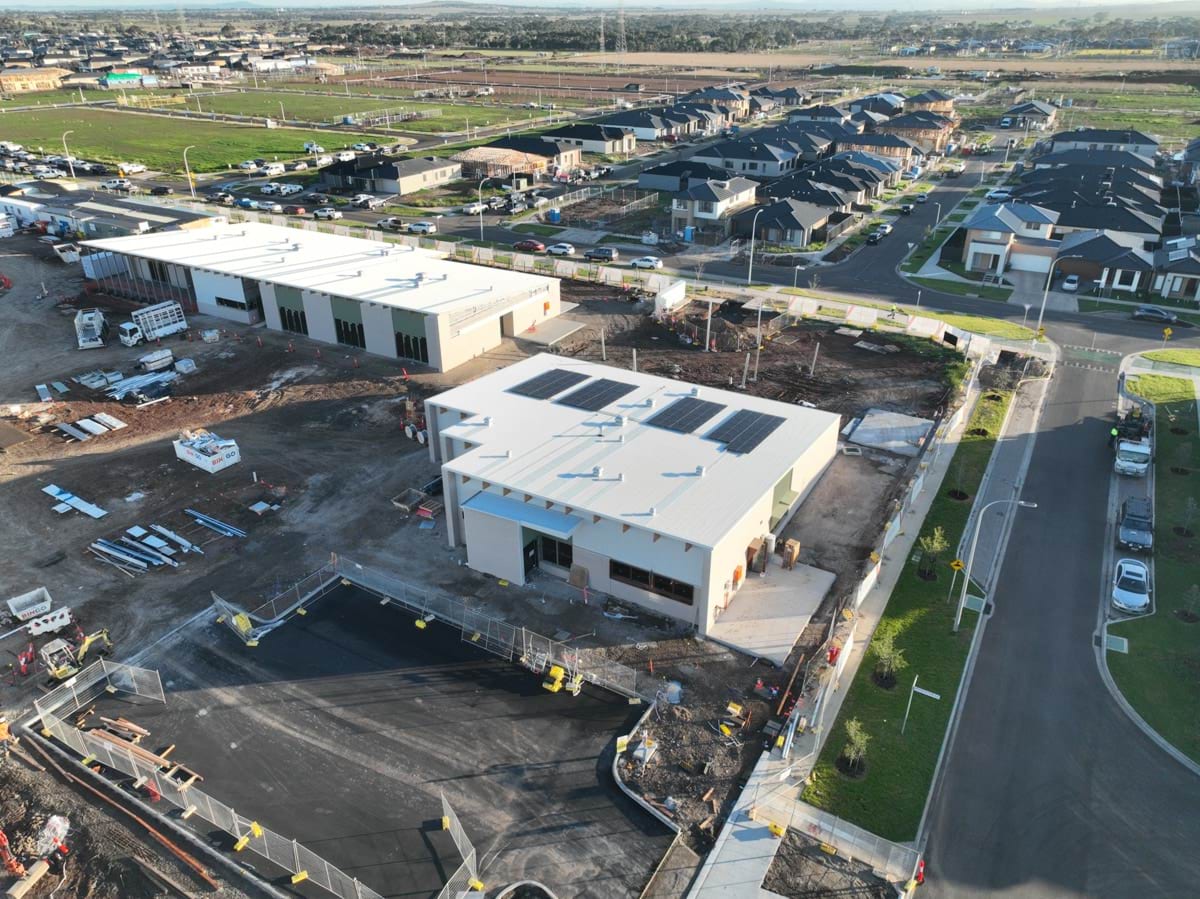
687,358,1053,899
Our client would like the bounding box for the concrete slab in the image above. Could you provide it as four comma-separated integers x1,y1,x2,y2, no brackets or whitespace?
849,407,934,458
519,314,587,346
92,585,671,899
707,563,835,666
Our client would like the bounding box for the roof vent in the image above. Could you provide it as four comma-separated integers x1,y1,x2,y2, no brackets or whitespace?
690,386,700,397
615,414,625,427
592,465,604,479
617,472,625,482
504,449,512,459
483,416,492,427
649,506,657,517
695,465,706,477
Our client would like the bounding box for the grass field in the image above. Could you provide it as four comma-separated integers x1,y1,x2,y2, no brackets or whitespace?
911,276,1013,302
801,388,1014,841
1125,374,1199,405
1108,382,1200,765
0,107,370,173
1142,349,1200,368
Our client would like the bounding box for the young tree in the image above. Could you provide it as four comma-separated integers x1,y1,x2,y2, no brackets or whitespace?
808,271,821,292
873,629,908,682
918,526,949,577
842,718,870,770
1181,497,1198,536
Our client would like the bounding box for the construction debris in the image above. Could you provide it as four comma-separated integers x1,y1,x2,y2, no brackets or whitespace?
42,484,107,519
173,429,240,474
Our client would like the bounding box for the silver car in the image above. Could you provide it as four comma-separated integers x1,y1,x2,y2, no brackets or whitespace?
1111,558,1151,613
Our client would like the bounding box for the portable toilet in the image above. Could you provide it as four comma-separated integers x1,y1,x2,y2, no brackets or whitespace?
683,225,695,243
547,208,562,224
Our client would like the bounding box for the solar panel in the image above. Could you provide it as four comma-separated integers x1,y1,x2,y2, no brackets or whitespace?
556,378,637,412
510,368,589,399
708,409,786,454
646,397,727,434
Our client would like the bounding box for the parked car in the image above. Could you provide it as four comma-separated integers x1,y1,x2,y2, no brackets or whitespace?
313,207,343,220
282,204,307,215
1111,558,1151,613
915,194,929,204
89,163,109,175
303,141,325,153
334,151,356,162
308,194,332,206
900,203,915,215
1118,497,1154,553
585,247,619,262
261,202,284,214
313,155,334,168
1131,305,1178,324
350,193,373,204
102,178,133,191
236,197,259,209
279,184,304,196
513,239,545,252
547,243,576,256
1061,274,1080,292
985,188,1012,202
213,191,235,205
355,196,387,210
866,231,883,245
288,161,309,172
120,162,146,174
408,221,438,234
260,183,281,195
149,185,173,196
876,223,894,236
351,142,378,152
1000,116,1013,128
486,196,507,210
506,202,529,215
462,201,488,215
238,160,258,170
377,217,407,232
630,256,663,270
531,196,550,208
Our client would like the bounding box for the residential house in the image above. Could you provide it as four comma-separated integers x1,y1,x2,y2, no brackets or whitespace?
830,150,904,187
1004,100,1057,129
1033,148,1157,175
488,136,583,173
787,105,852,128
689,139,799,178
874,110,955,153
541,124,635,156
681,86,750,118
1178,137,1200,186
730,198,851,249
0,66,68,93
1055,229,1154,294
320,154,462,196
751,85,809,107
597,109,681,142
764,177,853,213
674,102,732,136
850,109,889,130
905,89,956,118
748,96,778,117
836,132,923,164
1052,203,1163,245
1152,237,1200,302
637,161,734,193
670,177,758,235
848,93,905,118
1047,128,1159,158
765,126,836,163
960,202,1060,274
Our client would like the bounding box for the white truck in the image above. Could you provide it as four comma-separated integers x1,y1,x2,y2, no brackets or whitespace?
118,301,188,347
74,308,108,349
1114,436,1152,477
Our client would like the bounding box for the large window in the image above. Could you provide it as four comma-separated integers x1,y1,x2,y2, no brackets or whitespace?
279,306,308,335
540,536,573,568
610,560,694,605
334,317,365,348
216,296,247,310
395,332,429,363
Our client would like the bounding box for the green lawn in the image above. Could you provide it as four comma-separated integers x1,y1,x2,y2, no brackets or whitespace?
802,389,1014,841
779,290,1032,339
910,276,1013,302
0,88,114,106
0,107,370,173
1124,375,1199,405
1108,384,1200,764
1142,349,1200,368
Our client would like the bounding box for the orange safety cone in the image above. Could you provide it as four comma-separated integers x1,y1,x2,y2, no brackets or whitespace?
256,336,262,348
401,368,409,382
353,356,359,368
287,341,294,353
315,348,321,360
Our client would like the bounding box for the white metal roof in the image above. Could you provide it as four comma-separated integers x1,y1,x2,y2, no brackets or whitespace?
82,222,554,317
432,354,841,549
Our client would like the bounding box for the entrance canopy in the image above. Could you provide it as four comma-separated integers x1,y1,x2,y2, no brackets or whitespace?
463,491,583,540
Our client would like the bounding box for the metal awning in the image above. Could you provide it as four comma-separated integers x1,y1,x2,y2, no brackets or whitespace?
462,491,582,540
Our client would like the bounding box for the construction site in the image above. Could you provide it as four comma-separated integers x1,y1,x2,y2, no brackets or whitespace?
0,232,966,898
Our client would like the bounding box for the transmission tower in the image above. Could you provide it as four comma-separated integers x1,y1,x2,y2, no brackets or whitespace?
175,1,187,40
599,13,605,55
615,0,627,59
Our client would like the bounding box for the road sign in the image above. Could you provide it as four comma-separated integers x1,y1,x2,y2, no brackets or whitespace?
1163,327,1173,340
950,558,965,571
914,685,943,700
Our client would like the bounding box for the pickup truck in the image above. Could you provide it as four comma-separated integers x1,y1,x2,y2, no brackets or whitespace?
376,217,407,232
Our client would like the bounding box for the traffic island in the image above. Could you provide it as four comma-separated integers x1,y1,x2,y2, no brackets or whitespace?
1107,374,1200,766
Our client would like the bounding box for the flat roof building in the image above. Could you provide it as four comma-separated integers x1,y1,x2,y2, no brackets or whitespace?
80,223,561,371
426,354,841,661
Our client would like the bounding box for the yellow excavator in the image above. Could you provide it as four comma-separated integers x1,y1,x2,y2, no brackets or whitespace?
39,629,113,682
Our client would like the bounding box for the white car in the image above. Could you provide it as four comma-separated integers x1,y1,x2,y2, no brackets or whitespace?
408,221,438,234
985,188,1012,202
102,178,132,191
351,142,373,152
462,201,487,215
260,183,281,195
630,256,664,269
334,151,356,162
875,223,894,236
1061,274,1080,292
279,183,304,196
289,161,309,172
546,243,576,256
1112,558,1150,613
350,194,373,204
303,142,325,153
260,202,284,214
120,162,146,174
313,207,343,220
314,155,334,167
238,160,258,170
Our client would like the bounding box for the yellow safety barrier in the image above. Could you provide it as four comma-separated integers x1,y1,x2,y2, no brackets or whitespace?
441,815,450,830
249,821,263,838
768,822,786,838
292,871,309,884
233,835,250,852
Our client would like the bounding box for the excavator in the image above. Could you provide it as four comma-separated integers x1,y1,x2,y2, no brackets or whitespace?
38,629,113,682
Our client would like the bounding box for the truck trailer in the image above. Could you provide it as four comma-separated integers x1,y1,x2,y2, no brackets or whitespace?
118,301,188,347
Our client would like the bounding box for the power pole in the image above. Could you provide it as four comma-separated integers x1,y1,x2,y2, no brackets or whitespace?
599,12,605,62
615,0,627,67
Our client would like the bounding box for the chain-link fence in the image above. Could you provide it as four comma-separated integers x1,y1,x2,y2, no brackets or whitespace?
437,792,478,899
32,661,389,899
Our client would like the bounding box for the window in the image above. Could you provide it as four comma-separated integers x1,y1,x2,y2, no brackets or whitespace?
610,560,694,605
335,318,365,348
699,201,714,213
148,259,169,283
540,536,573,568
215,296,247,310
395,332,429,363
279,306,308,335
747,161,758,171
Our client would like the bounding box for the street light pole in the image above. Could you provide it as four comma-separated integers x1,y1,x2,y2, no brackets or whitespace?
182,145,196,199
954,499,1037,632
1034,255,1080,341
61,130,75,179
477,177,486,242
746,206,765,286
279,101,285,121
934,202,942,226
793,265,802,290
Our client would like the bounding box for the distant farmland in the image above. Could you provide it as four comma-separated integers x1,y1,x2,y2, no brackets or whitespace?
0,107,373,173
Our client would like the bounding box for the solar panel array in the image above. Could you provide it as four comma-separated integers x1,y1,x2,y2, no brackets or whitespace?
708,409,787,454
510,368,589,399
646,397,728,434
556,378,638,411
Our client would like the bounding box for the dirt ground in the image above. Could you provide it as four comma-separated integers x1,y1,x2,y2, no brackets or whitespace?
0,237,951,898
762,829,892,898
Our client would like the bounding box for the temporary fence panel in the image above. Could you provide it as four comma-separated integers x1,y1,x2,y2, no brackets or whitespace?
853,560,881,609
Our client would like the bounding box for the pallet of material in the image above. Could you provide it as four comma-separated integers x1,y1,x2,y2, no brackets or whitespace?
42,484,106,518
75,418,110,436
92,412,127,430
53,423,91,442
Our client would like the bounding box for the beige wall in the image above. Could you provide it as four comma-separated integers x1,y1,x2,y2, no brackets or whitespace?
463,506,527,585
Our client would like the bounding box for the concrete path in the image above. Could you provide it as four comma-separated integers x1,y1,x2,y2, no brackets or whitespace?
1006,270,1078,314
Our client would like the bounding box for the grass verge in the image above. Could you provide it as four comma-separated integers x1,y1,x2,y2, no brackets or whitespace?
801,388,1014,841
1107,382,1200,764
1125,375,1198,405
910,276,1012,302
777,290,1032,339
1142,349,1200,368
